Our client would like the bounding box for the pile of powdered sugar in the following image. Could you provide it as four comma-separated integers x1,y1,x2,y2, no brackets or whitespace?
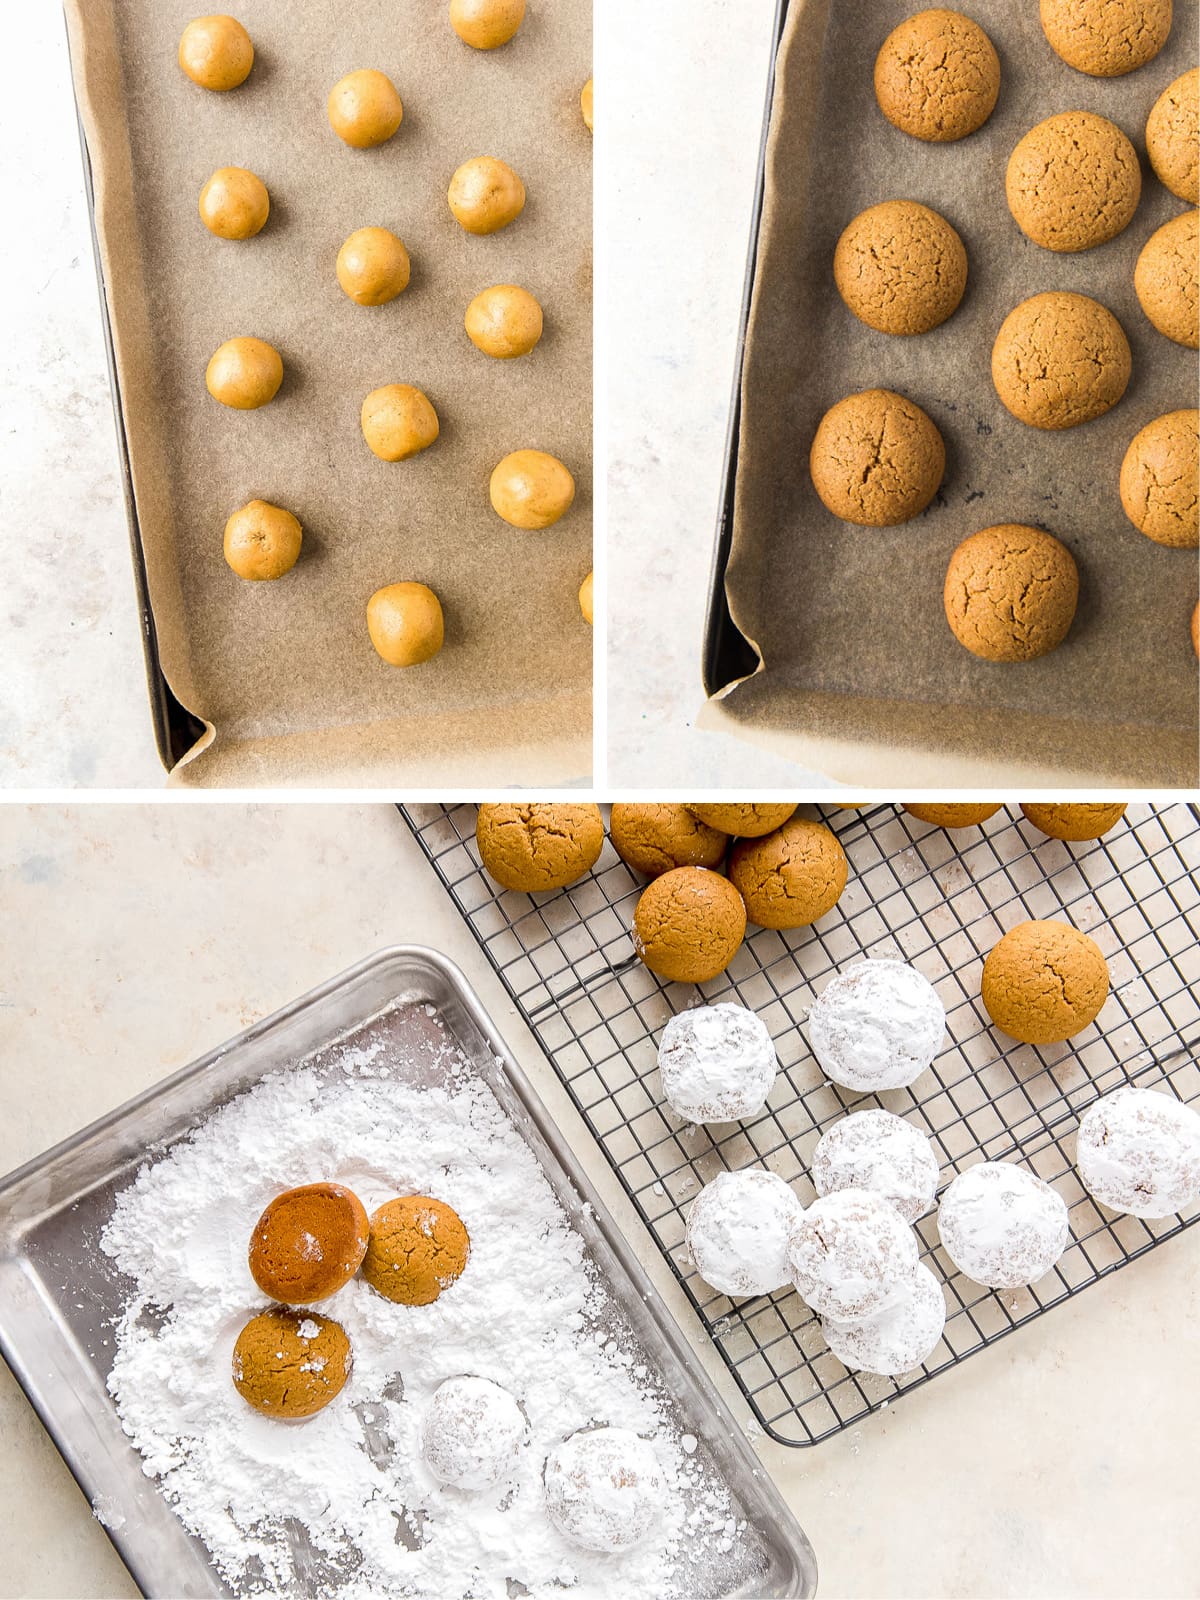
100,1010,753,1599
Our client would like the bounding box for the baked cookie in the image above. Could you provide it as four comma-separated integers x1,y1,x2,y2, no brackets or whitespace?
581,77,594,131
449,0,526,49
1039,0,1172,77
363,1196,470,1305
810,389,945,525
579,571,593,624
633,867,747,985
248,1182,369,1303
727,817,848,930
1020,803,1127,840
1193,600,1199,657
609,803,727,878
944,525,1078,663
1147,69,1199,204
233,1310,350,1419
1134,210,1199,348
1119,410,1199,547
874,10,1001,142
834,200,968,334
982,919,1109,1044
688,803,795,837
992,293,1130,429
1006,112,1140,252
199,167,269,240
904,803,1001,827
476,803,604,892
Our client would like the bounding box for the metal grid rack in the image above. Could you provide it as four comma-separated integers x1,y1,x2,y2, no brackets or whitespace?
402,803,1200,1447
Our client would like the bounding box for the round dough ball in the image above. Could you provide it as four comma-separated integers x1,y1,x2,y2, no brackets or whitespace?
248,1182,369,1303
448,156,526,234
579,570,594,625
198,166,269,240
224,499,303,582
337,228,411,306
422,1376,527,1489
362,1195,469,1305
543,1428,663,1554
465,284,543,358
813,1110,940,1223
904,803,1001,828
992,293,1130,429
938,1162,1069,1287
366,583,445,668
685,1168,804,1298
633,867,747,985
834,200,967,334
786,1188,920,1320
1193,600,1199,657
610,803,726,878
476,803,604,892
808,959,946,1094
449,0,526,49
728,817,848,930
205,336,283,410
1039,0,1172,77
822,1262,946,1376
810,389,944,525
1135,210,1199,349
327,70,403,148
944,524,1078,663
489,450,575,528
179,14,253,91
1020,802,1127,841
1147,68,1199,204
581,77,594,131
361,384,439,461
874,9,1000,142
1076,1086,1200,1218
232,1309,350,1418
688,803,795,837
658,1003,778,1124
1006,112,1140,252
982,919,1109,1044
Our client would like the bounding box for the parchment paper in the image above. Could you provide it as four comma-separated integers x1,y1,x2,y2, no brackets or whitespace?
717,0,1199,787
64,0,592,788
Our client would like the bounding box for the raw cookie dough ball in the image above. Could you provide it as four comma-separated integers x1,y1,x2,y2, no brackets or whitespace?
658,1003,778,1123
448,157,526,234
1147,69,1199,204
363,1196,470,1306
544,1428,663,1554
1039,0,1172,77
982,919,1109,1044
581,77,594,131
688,803,795,837
728,817,848,930
1076,1086,1200,1218
367,583,445,668
337,228,411,306
1006,112,1140,252
450,0,526,49
1193,601,1199,657
904,803,1001,828
579,570,594,624
834,200,968,334
232,1310,351,1418
1135,210,1199,348
248,1182,369,1303
633,867,747,985
361,384,439,461
224,499,303,582
422,1376,527,1489
179,14,253,91
786,1188,920,1320
206,336,283,410
685,1169,805,1298
610,803,727,878
1020,802,1128,841
938,1162,1069,1287
465,284,543,358
476,803,604,892
1120,410,1199,548
812,1109,940,1223
327,70,403,149
874,9,1000,142
490,450,575,528
810,389,944,526
822,1261,946,1376
944,525,1078,663
199,167,269,240
992,293,1130,429
808,959,946,1093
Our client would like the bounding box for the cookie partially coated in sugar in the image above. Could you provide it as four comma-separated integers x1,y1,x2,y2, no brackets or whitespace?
363,1196,469,1305
476,804,604,892
1119,410,1199,547
834,200,967,334
633,867,747,985
1135,211,1199,349
327,70,403,148
992,293,1130,429
982,919,1109,1044
874,9,1000,142
728,817,847,930
687,803,796,838
610,803,727,878
179,15,254,91
199,167,269,240
233,1310,351,1418
1019,803,1127,841
810,389,945,525
1147,70,1199,204
248,1182,369,1302
1006,112,1141,252
944,525,1078,663
1039,0,1172,77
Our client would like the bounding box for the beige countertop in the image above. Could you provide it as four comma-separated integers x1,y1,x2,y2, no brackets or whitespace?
0,803,1196,1598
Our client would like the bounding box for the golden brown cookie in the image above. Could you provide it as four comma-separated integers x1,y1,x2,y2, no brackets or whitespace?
688,803,796,837
448,157,526,234
327,70,404,148
904,803,1002,828
490,451,575,528
810,389,945,525
633,867,747,984
991,293,1131,429
1020,803,1128,840
199,167,269,240
834,200,968,334
1147,69,1199,204
982,919,1110,1044
610,804,727,878
224,500,303,581
579,571,594,624
248,1183,369,1303
367,583,445,667
728,819,848,931
874,10,1000,142
179,15,254,91
363,1197,470,1306
361,385,440,461
1134,210,1199,348
1119,410,1199,547
233,1310,351,1419
476,804,604,892
944,525,1078,663
206,337,283,410
1006,112,1140,252
450,0,526,49
465,285,543,358
1040,0,1172,77
337,228,411,306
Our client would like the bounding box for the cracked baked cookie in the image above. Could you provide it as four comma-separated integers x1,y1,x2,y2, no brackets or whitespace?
810,389,945,525
904,803,1001,828
476,803,604,892
363,1195,470,1305
687,803,795,837
943,525,1078,663
991,292,1131,429
1039,0,1172,77
610,803,727,878
727,817,848,930
633,867,747,985
874,10,1001,142
1006,112,1140,252
1119,409,1199,547
1147,69,1199,204
1020,803,1128,840
982,919,1109,1044
1135,210,1199,348
834,200,967,334
232,1309,351,1418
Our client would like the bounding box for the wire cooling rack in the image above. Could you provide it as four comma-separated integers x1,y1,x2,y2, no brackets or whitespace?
401,803,1200,1447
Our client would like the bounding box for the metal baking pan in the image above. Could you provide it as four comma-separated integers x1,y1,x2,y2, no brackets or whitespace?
0,946,817,1599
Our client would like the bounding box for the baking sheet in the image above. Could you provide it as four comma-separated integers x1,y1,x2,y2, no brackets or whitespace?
715,0,1199,786
63,1,592,787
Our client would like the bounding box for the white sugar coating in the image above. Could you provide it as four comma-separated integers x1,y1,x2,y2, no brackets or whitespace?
684,1169,805,1299
812,1109,940,1223
421,1376,527,1490
938,1162,1069,1289
821,1263,947,1377
1076,1087,1200,1219
543,1426,664,1554
807,959,946,1093
657,1004,778,1124
785,1188,920,1320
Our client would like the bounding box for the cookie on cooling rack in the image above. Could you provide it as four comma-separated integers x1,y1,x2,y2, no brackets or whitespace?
821,1261,946,1376
938,1162,1069,1288
475,803,603,892
657,1003,778,1124
685,1168,804,1299
1076,1087,1200,1219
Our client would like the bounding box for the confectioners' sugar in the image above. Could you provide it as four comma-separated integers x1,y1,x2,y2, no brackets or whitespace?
937,1162,1069,1289
821,1263,947,1377
1075,1086,1200,1220
657,1004,778,1125
684,1169,804,1299
812,1110,940,1223
807,959,946,1093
